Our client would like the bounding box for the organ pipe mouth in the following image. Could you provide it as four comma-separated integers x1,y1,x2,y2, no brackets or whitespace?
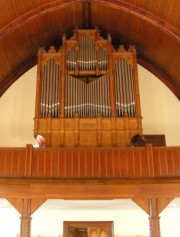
65,74,111,118
71,75,104,83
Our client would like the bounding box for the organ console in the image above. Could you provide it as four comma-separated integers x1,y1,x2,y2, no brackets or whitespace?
34,28,142,147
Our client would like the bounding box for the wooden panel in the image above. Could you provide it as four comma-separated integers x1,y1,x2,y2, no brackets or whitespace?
86,150,93,177
101,131,112,146
51,119,61,130
128,118,138,129
0,148,26,177
115,119,125,129
64,131,75,146
153,147,180,176
38,119,47,130
65,119,75,130
79,150,86,177
0,146,180,179
79,131,97,146
145,135,166,146
116,131,126,146
51,132,60,147
101,119,112,130
79,119,97,130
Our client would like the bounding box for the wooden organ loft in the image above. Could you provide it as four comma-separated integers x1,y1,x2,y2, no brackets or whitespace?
34,28,142,147
1,28,180,237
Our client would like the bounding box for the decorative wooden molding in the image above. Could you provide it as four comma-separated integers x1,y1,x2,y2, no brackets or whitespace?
7,198,46,215
132,197,174,215
132,198,149,214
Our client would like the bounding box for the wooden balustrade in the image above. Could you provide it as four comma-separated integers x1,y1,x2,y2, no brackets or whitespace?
0,145,180,178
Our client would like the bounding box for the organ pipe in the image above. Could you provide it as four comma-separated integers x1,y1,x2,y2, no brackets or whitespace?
64,75,111,118
37,29,138,120
66,35,108,71
114,57,135,117
40,58,60,118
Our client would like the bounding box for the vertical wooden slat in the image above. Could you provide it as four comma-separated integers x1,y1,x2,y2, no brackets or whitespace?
25,145,33,177
133,149,141,177
113,149,122,177
167,148,175,175
147,144,155,176
126,149,134,176
153,148,161,176
106,149,114,177
118,149,127,177
79,149,86,177
72,149,79,177
4,149,12,176
141,148,148,177
65,149,73,177
0,149,6,176
51,149,59,177
85,149,93,177
91,150,99,177
98,150,106,177
11,150,19,176
36,149,46,177
45,149,53,176
173,148,180,175
159,148,168,176
58,150,65,177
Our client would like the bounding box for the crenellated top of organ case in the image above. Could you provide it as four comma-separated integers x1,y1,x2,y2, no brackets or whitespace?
34,28,142,147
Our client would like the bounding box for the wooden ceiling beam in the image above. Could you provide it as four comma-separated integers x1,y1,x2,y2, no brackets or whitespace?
83,0,91,29
0,0,179,42
92,0,180,42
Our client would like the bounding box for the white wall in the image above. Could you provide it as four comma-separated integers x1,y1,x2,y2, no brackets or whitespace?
0,65,180,147
31,208,149,237
138,65,180,146
1,198,180,237
0,66,37,147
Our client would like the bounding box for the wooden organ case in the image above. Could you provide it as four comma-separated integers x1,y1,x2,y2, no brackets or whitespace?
34,28,142,147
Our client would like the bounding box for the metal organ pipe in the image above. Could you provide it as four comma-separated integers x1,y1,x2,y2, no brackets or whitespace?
129,65,136,116
75,35,98,71
40,65,46,117
114,57,135,117
40,58,60,118
98,47,107,70
64,35,110,118
64,75,111,118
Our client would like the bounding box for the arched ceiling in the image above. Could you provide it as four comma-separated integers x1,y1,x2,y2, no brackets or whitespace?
0,0,179,99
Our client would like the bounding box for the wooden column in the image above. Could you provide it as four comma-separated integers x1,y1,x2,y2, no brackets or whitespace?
133,198,173,237
34,48,43,118
108,34,116,117
7,198,46,237
20,198,31,237
149,198,161,237
60,34,66,118
130,45,141,117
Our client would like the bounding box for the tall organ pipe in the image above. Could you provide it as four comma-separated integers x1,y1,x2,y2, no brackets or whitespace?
64,75,111,118
40,58,60,118
114,57,135,117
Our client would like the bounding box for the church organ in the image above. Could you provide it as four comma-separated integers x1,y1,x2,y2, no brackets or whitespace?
34,28,142,147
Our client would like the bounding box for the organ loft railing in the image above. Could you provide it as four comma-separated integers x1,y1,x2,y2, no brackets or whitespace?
34,28,142,147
